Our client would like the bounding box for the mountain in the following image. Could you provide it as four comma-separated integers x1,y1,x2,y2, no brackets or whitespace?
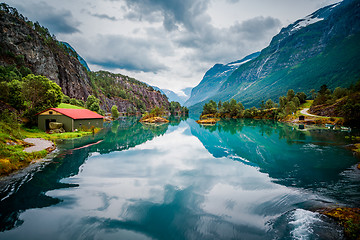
189,0,360,113
89,71,169,112
0,3,169,113
162,89,190,105
151,86,191,105
60,42,90,72
185,52,260,107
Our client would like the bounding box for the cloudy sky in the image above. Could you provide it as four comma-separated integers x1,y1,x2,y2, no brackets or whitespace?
6,0,339,95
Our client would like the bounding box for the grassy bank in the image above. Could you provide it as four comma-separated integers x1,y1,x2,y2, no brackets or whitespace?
0,109,101,176
20,127,94,140
0,126,98,176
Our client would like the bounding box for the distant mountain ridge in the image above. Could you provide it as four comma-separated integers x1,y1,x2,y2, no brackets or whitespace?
152,86,191,105
185,52,260,107
189,0,360,113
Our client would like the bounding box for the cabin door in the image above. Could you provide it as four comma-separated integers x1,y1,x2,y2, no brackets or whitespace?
46,119,56,131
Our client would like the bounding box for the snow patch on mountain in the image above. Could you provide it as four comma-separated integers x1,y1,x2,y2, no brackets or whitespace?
291,15,324,32
228,59,252,67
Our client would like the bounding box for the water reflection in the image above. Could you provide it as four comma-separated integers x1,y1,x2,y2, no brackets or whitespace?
191,119,359,204
0,118,358,240
0,117,173,232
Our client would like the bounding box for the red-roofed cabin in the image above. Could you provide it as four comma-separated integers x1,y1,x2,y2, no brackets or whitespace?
37,108,104,132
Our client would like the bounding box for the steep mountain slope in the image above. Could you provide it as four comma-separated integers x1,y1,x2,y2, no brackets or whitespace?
89,71,169,113
190,0,360,112
0,4,92,100
0,4,169,113
185,52,260,107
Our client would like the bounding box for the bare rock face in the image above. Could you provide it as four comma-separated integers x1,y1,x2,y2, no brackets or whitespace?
0,10,92,101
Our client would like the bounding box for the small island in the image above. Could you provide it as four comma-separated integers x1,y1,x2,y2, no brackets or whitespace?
195,114,220,125
140,116,169,123
139,107,170,124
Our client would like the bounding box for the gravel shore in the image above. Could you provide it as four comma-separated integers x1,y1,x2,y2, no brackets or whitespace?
23,138,54,153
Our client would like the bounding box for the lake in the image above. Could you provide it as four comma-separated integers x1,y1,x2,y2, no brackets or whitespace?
0,117,359,240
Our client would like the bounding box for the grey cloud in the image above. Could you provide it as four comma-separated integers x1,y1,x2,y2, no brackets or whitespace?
83,35,168,73
124,10,162,23
14,1,80,34
89,12,117,21
81,9,117,21
230,16,282,40
123,0,209,32
175,16,281,64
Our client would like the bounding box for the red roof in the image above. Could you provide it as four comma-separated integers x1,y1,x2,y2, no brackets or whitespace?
40,108,103,120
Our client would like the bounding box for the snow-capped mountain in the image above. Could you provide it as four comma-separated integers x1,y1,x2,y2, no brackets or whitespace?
184,52,260,107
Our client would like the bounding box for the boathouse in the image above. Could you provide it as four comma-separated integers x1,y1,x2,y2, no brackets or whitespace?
37,108,103,132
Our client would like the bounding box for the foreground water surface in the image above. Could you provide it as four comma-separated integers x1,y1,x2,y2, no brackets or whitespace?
0,118,359,240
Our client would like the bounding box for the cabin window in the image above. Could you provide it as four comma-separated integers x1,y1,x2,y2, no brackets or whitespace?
49,111,53,115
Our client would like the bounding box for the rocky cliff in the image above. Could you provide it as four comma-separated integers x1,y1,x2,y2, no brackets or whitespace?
90,71,169,112
0,5,92,101
0,4,169,113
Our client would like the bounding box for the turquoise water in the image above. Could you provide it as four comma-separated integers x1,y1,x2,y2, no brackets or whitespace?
0,118,359,239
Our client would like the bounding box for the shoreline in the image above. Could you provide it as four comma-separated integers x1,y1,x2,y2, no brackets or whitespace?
0,138,57,178
23,138,55,153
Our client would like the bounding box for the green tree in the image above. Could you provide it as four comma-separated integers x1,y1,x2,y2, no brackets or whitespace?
202,100,218,115
21,74,63,125
218,100,222,110
287,89,295,101
181,106,189,115
111,105,119,119
333,87,348,99
169,101,181,115
150,106,166,117
318,84,329,95
7,79,24,109
313,84,332,106
265,99,274,109
62,95,70,103
86,95,101,113
259,100,265,110
285,101,297,115
279,96,287,109
295,92,307,103
310,89,316,100
293,97,301,108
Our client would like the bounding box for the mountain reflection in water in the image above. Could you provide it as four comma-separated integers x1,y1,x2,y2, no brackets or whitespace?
0,117,358,240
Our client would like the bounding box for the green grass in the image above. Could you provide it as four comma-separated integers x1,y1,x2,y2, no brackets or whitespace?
301,100,313,108
20,126,93,140
0,133,48,176
57,103,84,109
